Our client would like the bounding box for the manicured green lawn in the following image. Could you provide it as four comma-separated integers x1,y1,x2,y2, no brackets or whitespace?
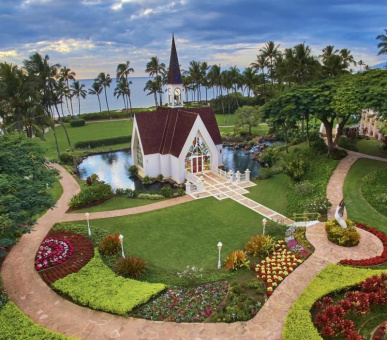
39,120,133,160
68,198,264,271
343,158,387,232
215,113,235,126
48,179,63,203
72,196,167,213
219,125,269,136
246,174,290,216
356,138,387,159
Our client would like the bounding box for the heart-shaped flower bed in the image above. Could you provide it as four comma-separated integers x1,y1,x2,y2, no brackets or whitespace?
35,237,74,271
255,240,304,296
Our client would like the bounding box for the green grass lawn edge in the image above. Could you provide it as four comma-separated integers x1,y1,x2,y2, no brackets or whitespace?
0,301,77,340
282,264,387,340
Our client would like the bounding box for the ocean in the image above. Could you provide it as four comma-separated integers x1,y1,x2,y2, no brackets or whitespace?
62,77,217,115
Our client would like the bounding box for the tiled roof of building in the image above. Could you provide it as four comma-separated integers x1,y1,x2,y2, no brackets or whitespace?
167,35,183,85
135,107,222,157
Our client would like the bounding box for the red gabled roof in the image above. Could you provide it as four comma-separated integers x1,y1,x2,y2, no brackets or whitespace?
135,107,222,157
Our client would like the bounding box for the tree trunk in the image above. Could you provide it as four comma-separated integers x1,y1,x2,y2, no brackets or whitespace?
54,103,73,151
154,92,158,107
282,122,289,153
97,94,102,112
49,108,61,158
321,117,335,155
104,87,111,118
220,86,225,115
78,97,81,115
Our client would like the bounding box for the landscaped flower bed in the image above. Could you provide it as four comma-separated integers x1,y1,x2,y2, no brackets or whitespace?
132,281,228,322
313,273,387,340
35,231,94,285
340,223,387,266
255,240,304,296
373,322,387,340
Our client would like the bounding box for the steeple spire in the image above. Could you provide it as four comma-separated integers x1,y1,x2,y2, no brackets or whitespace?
167,34,183,85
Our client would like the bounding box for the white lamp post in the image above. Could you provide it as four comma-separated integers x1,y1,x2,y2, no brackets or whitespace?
262,218,267,235
85,212,91,236
217,242,222,269
119,234,125,258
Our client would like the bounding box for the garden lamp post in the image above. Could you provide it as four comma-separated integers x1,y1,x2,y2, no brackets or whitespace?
262,218,267,235
217,242,222,269
85,212,91,236
119,234,125,258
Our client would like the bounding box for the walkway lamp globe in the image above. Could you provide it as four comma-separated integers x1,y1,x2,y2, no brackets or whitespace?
119,234,125,258
262,218,267,235
217,242,223,269
85,212,91,236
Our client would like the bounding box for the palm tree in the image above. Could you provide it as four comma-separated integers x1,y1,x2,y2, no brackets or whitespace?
143,79,159,107
116,61,134,113
339,49,357,69
200,61,209,103
145,56,166,106
188,61,202,102
114,79,130,110
88,81,103,112
358,60,365,72
250,54,269,97
70,81,87,115
95,72,112,117
229,66,241,107
242,67,257,98
221,70,233,119
320,45,339,61
376,29,387,55
259,41,281,85
291,43,320,85
323,54,348,77
208,64,224,114
59,66,76,117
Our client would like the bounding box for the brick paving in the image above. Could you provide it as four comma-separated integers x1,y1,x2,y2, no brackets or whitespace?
1,157,385,340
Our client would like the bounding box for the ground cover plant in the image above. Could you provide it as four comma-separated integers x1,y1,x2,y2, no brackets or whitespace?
132,281,228,322
361,167,387,217
0,301,77,340
325,219,361,247
283,264,387,340
52,249,165,315
343,158,387,232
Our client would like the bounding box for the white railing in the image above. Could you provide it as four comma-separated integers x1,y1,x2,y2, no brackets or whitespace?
217,168,228,180
216,169,250,183
240,173,246,182
185,171,200,184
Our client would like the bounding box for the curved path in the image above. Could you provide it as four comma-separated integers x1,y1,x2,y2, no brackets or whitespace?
1,158,385,340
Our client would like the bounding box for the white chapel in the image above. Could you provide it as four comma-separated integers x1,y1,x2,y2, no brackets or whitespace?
131,36,223,183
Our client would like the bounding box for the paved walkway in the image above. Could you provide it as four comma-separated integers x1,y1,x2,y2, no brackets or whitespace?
190,172,294,225
1,156,385,340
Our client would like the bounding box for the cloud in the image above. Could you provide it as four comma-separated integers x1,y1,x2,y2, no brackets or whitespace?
0,50,18,57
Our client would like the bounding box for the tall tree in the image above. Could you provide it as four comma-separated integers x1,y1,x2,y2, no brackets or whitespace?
114,79,130,111
88,81,103,113
70,80,87,115
376,29,387,55
234,105,261,135
145,56,166,106
259,41,281,85
116,61,134,113
95,72,112,118
59,66,76,117
143,78,159,107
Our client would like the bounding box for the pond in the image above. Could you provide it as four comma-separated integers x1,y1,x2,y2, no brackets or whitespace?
77,146,263,190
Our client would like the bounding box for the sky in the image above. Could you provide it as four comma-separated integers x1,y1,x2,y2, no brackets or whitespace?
0,0,386,79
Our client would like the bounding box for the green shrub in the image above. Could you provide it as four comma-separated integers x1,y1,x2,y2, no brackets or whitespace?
69,119,85,127
329,147,348,160
59,153,75,165
265,220,288,240
142,175,151,185
80,110,133,121
74,136,130,149
0,301,75,339
325,219,360,247
0,290,8,311
224,250,250,271
115,188,138,198
98,233,120,255
283,264,387,340
160,186,173,198
177,187,185,196
137,193,164,200
114,256,147,279
52,249,165,315
310,138,328,154
257,167,273,180
337,136,358,151
283,154,308,181
294,180,315,196
157,174,164,181
69,183,113,209
52,223,109,246
128,165,138,176
245,234,276,257
304,195,332,216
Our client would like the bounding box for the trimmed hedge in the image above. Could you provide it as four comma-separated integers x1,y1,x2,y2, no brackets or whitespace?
0,301,76,340
80,111,133,121
52,249,166,315
69,119,85,127
74,136,131,149
52,223,109,247
69,183,113,209
282,264,387,340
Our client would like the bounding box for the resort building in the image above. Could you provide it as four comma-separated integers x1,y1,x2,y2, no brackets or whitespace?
131,36,223,183
359,109,385,140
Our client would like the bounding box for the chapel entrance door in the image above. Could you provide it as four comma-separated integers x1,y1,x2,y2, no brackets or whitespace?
192,157,198,173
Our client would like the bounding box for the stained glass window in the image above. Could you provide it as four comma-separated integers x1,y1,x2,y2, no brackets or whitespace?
185,135,211,173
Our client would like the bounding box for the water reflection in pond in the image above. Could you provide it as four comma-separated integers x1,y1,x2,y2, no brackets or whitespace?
78,146,262,190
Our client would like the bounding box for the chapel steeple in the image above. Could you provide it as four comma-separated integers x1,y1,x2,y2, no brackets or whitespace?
167,34,183,108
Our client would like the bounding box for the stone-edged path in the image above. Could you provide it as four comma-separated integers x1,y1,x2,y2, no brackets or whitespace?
1,155,385,340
